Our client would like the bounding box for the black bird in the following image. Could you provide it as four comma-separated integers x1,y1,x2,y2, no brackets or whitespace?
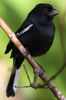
5,3,58,97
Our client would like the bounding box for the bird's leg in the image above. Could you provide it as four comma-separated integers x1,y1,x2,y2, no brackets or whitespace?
31,62,45,88
22,64,40,88
23,64,40,88
31,68,40,88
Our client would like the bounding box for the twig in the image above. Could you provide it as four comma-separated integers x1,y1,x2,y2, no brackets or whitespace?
15,85,31,88
23,64,31,84
0,18,66,100
39,62,66,88
49,62,66,81
15,84,47,89
16,65,47,89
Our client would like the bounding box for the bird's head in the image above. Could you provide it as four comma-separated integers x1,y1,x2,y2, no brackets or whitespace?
32,4,58,18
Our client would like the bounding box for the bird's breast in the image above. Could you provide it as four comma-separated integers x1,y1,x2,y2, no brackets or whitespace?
29,29,54,57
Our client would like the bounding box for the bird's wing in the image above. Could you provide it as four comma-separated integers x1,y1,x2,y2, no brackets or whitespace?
16,24,33,37
5,20,33,54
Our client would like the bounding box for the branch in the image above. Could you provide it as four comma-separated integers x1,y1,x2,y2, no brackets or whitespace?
39,62,66,88
23,64,31,85
0,18,66,100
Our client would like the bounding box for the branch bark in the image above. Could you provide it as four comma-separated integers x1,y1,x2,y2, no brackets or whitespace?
0,18,66,100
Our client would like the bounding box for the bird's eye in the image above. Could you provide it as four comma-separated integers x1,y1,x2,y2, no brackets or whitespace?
43,7,52,13
46,8,52,12
46,8,49,12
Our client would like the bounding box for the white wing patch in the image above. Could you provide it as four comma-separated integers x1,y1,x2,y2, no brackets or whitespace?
16,24,33,37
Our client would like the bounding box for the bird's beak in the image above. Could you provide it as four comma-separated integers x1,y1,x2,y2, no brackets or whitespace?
49,9,58,17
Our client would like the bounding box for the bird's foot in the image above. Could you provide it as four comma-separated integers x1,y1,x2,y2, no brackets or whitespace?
31,67,41,88
31,64,45,89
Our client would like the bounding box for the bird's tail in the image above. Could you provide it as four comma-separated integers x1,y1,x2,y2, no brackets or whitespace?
6,58,24,97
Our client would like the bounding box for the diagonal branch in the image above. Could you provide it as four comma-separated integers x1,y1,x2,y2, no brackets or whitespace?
0,17,66,100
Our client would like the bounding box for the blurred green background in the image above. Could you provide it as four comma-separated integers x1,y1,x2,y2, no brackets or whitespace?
0,0,66,100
